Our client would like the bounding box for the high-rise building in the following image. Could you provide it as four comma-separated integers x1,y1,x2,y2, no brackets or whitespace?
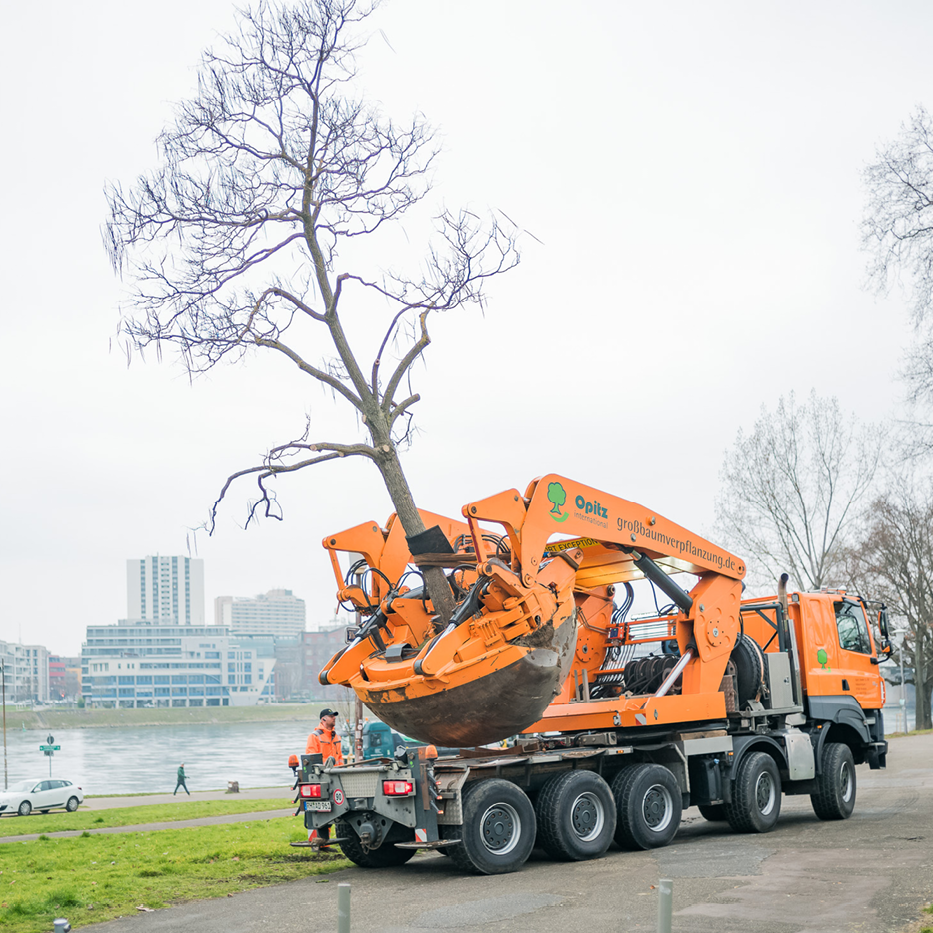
214,589,306,640
127,555,204,625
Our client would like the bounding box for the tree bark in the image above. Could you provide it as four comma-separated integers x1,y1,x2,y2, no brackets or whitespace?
919,630,932,729
374,442,454,623
919,675,932,731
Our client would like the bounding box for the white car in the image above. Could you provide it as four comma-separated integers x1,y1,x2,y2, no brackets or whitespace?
0,779,84,816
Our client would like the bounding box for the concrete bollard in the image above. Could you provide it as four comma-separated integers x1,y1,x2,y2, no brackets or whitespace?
337,882,351,933
657,878,673,933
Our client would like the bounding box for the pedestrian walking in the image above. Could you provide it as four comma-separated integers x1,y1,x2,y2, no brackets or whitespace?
174,762,190,795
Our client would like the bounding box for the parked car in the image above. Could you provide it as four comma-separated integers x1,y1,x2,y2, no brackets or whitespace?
0,779,84,816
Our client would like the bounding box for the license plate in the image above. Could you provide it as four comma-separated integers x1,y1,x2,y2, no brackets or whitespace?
305,800,332,812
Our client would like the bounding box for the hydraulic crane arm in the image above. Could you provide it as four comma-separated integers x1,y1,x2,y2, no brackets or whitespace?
319,474,746,746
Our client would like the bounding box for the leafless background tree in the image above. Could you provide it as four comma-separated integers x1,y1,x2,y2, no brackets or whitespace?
846,473,933,730
103,0,519,622
715,391,884,592
863,105,933,453
863,106,933,328
273,657,303,702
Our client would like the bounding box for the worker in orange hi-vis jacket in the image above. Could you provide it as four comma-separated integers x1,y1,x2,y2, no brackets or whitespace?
306,708,345,765
304,708,344,846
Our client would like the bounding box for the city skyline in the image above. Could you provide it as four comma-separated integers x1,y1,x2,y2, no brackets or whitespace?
3,550,325,659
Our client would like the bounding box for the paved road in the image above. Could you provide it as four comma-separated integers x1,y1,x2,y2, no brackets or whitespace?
59,736,933,932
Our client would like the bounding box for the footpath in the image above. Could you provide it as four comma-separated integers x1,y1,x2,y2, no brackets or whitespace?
0,786,295,844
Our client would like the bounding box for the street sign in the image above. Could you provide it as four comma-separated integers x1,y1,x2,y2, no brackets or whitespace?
39,737,61,777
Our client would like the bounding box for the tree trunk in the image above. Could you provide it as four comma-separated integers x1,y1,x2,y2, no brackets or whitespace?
918,673,932,731
374,444,455,623
915,621,932,730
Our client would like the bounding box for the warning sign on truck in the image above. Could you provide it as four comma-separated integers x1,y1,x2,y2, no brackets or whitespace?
545,537,600,553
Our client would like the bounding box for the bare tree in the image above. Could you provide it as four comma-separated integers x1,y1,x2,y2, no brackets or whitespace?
273,658,303,702
715,391,883,592
103,0,519,623
863,105,933,407
846,475,933,730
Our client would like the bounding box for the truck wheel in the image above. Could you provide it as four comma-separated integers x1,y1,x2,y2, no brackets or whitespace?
810,742,856,820
697,804,727,822
611,764,682,850
726,751,781,833
731,633,764,708
535,770,616,861
449,779,536,875
337,831,416,868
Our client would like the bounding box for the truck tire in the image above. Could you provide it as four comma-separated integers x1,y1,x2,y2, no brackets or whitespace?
725,751,781,833
448,779,536,875
611,764,682,850
534,770,616,861
337,831,416,868
697,804,727,822
731,633,764,708
810,742,856,820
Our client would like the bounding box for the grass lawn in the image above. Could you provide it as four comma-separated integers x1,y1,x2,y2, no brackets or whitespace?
0,818,350,933
0,799,294,837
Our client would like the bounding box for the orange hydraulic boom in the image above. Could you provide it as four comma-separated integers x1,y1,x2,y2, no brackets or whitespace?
319,474,746,747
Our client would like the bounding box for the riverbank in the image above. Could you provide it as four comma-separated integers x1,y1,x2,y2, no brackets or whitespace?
14,704,319,730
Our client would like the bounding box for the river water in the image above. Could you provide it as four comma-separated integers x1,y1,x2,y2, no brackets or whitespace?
0,699,917,796
0,721,313,795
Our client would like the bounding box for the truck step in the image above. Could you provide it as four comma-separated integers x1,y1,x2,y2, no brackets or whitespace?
395,839,460,849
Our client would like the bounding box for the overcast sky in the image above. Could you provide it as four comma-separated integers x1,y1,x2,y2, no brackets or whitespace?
2,1,930,657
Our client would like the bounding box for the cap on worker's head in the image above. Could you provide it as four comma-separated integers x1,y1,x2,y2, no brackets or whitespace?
319,708,339,719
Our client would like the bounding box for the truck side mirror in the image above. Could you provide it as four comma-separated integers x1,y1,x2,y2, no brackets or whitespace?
877,606,892,656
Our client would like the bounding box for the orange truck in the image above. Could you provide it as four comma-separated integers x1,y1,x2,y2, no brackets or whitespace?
289,474,891,874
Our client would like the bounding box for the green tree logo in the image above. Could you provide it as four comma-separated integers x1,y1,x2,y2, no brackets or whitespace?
547,482,569,522
817,648,829,670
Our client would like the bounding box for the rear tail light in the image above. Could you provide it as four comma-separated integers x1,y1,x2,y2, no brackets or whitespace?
383,780,414,796
299,784,323,799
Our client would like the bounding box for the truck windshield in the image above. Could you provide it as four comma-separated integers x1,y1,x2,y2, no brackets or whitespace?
834,600,872,654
